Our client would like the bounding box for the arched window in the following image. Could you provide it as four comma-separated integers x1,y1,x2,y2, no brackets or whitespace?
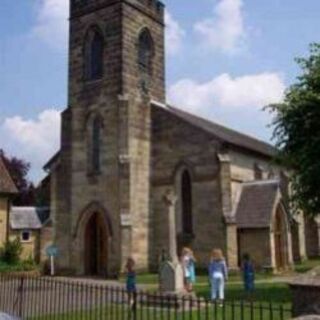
254,163,263,180
91,116,102,172
138,28,154,73
85,28,104,80
181,170,193,235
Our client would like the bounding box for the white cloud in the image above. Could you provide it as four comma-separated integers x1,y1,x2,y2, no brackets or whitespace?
165,11,185,56
32,0,69,50
194,0,246,53
168,72,285,139
0,110,61,182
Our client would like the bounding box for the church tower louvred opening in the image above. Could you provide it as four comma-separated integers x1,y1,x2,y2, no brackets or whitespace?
84,27,104,81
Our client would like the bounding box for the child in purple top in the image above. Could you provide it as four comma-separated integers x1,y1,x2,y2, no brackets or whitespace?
209,249,228,303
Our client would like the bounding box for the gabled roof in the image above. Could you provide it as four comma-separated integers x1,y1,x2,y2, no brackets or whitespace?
235,180,283,229
10,207,50,230
45,102,277,171
0,156,18,195
152,102,277,158
43,151,60,171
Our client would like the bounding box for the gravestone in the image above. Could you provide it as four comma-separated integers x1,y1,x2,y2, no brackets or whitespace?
289,267,320,317
159,261,184,293
159,190,184,294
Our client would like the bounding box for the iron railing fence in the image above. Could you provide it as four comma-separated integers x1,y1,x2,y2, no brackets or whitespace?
0,274,292,320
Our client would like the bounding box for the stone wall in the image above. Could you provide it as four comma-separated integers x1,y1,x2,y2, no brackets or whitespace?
229,149,281,208
9,230,40,262
290,278,320,318
305,217,320,258
150,106,224,269
238,228,271,269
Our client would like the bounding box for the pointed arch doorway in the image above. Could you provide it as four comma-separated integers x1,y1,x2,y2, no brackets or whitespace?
84,212,109,276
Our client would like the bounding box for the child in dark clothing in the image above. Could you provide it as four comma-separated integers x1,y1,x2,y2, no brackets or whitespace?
242,253,255,297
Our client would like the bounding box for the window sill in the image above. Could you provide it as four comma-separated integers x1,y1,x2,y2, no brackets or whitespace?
83,78,103,86
21,240,32,244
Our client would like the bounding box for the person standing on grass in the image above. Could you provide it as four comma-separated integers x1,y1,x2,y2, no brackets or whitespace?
125,257,137,307
181,247,196,292
209,249,228,304
242,253,255,298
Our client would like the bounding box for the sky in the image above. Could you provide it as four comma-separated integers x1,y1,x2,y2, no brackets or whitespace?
0,0,320,182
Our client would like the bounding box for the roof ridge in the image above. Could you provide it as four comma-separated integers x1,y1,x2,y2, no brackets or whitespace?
151,102,277,157
167,104,275,148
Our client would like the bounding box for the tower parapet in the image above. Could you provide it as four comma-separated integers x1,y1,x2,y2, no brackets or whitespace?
71,0,164,22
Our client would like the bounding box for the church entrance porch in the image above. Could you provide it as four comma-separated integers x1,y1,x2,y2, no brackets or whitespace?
73,202,114,277
271,204,293,272
84,212,109,277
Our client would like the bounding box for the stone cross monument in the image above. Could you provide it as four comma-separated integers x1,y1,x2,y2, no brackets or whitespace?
159,189,184,294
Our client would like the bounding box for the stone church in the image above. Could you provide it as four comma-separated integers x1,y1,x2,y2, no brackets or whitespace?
44,0,320,277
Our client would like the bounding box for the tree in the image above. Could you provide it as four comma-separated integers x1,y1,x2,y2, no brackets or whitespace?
0,150,36,206
268,43,320,217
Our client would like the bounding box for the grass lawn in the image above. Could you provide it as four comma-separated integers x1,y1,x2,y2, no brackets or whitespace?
25,269,297,320
29,302,292,320
120,272,291,304
294,257,320,273
121,272,274,288
197,282,292,303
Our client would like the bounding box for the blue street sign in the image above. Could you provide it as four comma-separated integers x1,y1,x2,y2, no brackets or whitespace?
46,245,59,258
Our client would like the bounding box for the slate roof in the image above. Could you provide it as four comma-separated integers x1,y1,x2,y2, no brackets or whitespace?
162,104,277,158
10,207,50,230
235,180,281,229
45,103,277,170
0,156,18,195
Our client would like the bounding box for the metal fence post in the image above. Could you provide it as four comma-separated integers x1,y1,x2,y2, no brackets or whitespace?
17,277,24,318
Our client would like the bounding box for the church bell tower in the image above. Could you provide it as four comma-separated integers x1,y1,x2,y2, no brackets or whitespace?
55,0,165,276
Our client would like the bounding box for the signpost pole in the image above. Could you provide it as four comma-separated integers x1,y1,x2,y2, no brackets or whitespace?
46,245,58,277
50,255,55,277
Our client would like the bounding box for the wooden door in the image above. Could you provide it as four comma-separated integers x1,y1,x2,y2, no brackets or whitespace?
274,209,286,270
84,213,108,276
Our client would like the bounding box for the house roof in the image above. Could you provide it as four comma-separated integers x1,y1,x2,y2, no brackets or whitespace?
159,103,277,158
0,156,18,195
10,207,50,230
235,180,281,229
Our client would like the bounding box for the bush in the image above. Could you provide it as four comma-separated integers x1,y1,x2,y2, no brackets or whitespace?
0,238,23,265
21,256,37,271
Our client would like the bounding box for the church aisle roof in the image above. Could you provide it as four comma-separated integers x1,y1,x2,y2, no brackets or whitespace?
235,180,281,229
10,207,50,230
160,104,277,157
0,156,18,195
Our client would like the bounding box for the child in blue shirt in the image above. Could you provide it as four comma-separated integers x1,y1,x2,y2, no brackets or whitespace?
125,257,137,306
181,247,196,292
242,253,255,296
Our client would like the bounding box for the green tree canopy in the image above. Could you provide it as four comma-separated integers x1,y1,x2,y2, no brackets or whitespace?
0,149,36,206
268,43,320,217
